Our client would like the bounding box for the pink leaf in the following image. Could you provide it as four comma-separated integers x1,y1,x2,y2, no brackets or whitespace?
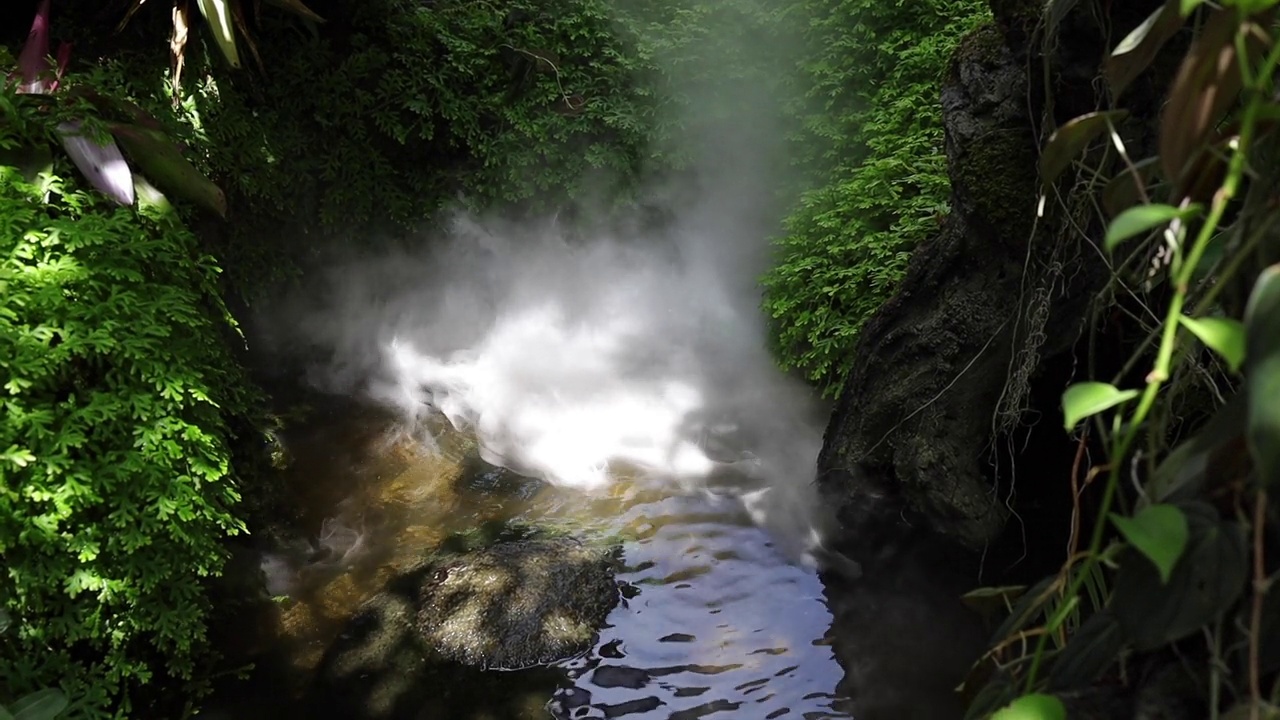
57,120,136,207
17,0,53,94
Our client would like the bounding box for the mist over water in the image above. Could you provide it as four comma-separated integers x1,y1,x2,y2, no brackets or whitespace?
264,189,834,563
254,0,838,564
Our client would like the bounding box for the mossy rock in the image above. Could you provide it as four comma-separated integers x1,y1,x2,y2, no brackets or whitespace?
414,536,620,669
310,534,620,718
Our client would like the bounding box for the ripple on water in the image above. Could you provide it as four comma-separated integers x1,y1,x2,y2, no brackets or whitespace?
211,407,852,720
545,493,852,719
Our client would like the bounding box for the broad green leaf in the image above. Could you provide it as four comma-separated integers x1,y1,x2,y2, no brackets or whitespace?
1049,611,1124,687
9,689,67,720
1111,502,1248,650
1181,0,1206,15
1111,504,1189,584
1061,382,1140,430
194,0,240,68
991,693,1067,720
1104,203,1198,251
1244,264,1280,488
1040,111,1129,187
0,704,13,720
111,124,227,218
1178,316,1245,372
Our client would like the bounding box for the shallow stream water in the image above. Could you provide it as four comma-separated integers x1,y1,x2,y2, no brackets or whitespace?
204,396,854,720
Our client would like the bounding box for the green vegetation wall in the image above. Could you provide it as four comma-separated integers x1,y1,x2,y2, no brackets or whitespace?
765,0,990,396
0,0,802,715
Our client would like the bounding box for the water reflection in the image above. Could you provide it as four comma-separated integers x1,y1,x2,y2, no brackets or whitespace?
208,399,853,719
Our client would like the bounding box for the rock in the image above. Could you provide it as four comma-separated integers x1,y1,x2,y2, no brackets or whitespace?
413,536,619,669
309,535,619,719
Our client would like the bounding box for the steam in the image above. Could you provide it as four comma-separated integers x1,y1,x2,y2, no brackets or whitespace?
256,1,841,565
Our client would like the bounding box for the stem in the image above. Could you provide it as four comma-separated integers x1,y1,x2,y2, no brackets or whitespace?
1023,18,1280,694
1249,490,1267,720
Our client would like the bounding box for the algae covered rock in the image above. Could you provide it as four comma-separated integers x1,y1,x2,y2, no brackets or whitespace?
310,534,619,718
414,535,620,669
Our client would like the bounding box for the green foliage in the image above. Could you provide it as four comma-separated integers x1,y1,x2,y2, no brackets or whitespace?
0,86,258,716
970,1,1280,714
763,0,989,395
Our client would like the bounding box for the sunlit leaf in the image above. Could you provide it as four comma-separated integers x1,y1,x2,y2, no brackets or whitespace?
1040,111,1129,187
56,120,135,207
1107,1,1184,99
111,123,227,217
1104,203,1198,251
194,0,240,68
8,689,67,720
1244,264,1280,488
1111,504,1189,584
171,0,191,97
1062,382,1140,430
1181,0,1206,14
1178,315,1245,372
991,693,1067,720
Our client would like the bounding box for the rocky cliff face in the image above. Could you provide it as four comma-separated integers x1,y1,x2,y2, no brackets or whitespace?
817,0,1169,559
816,0,1174,715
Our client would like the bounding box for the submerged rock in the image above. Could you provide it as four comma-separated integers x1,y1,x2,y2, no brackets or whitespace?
310,535,619,719
414,536,620,669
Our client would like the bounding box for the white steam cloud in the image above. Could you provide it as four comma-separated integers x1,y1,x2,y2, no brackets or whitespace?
260,193,837,564
256,0,843,566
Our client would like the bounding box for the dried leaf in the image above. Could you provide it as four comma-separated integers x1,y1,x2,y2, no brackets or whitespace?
56,120,135,207
1040,110,1129,187
171,0,191,98
231,0,265,73
1106,0,1184,100
111,123,226,217
1159,8,1269,191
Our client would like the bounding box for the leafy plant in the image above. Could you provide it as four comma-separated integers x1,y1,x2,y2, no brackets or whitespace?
763,0,989,396
0,79,259,716
967,0,1280,715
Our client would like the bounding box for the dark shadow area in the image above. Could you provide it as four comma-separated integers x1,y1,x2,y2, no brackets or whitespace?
819,486,987,720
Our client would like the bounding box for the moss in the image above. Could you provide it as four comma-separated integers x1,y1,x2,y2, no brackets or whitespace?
952,21,1011,68
986,0,1042,44
955,127,1038,243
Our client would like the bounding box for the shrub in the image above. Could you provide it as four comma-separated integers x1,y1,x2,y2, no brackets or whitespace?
764,0,990,396
0,86,258,717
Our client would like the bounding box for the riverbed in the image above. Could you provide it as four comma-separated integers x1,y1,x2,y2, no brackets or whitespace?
203,395,854,720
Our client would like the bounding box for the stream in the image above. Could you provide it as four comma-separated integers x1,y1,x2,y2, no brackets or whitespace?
203,397,854,720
